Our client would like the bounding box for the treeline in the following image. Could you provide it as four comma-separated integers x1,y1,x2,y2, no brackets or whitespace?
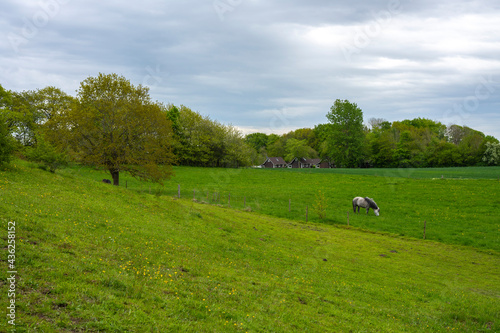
166,105,254,167
0,80,254,172
245,117,500,168
1,79,499,173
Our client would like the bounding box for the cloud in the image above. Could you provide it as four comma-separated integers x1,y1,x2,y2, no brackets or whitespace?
1,0,500,139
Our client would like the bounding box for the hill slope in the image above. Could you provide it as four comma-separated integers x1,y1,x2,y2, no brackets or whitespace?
1,160,499,332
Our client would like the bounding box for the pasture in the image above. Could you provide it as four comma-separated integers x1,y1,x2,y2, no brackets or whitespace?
112,166,500,252
1,160,499,332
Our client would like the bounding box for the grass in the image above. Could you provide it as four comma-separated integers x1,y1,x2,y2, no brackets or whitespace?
0,160,499,332
95,166,500,252
285,166,500,179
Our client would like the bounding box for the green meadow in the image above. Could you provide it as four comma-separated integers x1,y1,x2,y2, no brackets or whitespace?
110,166,500,252
1,160,499,332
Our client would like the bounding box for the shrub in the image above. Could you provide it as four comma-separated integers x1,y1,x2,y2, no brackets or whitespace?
0,117,15,166
313,190,327,220
482,142,500,166
25,133,67,173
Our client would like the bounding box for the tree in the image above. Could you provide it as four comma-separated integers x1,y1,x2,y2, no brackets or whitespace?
326,99,365,167
0,85,16,165
368,117,388,130
245,132,268,152
482,142,500,166
369,130,396,167
284,138,318,162
425,139,462,167
46,73,174,185
172,105,252,167
393,130,412,167
7,87,75,147
457,127,485,166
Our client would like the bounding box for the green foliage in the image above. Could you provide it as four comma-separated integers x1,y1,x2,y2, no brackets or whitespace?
284,138,318,161
425,139,462,167
326,99,365,167
0,113,16,165
24,133,67,172
7,86,75,146
245,132,268,151
0,85,16,165
0,83,13,106
46,73,175,185
363,118,496,168
313,190,327,220
482,142,500,165
174,105,252,167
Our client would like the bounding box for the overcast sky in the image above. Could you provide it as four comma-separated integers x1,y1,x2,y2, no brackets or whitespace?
2,0,500,139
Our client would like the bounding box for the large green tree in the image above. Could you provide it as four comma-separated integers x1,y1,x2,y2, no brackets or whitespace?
326,99,365,167
47,73,174,185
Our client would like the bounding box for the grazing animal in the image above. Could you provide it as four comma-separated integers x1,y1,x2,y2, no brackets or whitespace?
353,197,380,216
102,179,112,184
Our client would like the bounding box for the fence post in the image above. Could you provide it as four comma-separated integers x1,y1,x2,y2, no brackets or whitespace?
178,184,180,198
423,220,427,239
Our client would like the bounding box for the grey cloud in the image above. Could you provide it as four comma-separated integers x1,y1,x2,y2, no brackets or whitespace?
1,0,499,139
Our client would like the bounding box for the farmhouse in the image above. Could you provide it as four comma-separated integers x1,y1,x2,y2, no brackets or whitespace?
288,157,322,168
261,157,288,168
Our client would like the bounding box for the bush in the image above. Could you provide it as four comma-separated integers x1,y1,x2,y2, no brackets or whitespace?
482,142,500,166
313,190,327,220
25,134,67,172
0,118,15,166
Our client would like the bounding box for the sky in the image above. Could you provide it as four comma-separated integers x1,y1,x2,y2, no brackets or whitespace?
2,0,500,139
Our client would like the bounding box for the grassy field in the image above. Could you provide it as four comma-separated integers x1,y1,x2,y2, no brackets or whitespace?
285,166,500,179
1,160,499,332
87,165,500,252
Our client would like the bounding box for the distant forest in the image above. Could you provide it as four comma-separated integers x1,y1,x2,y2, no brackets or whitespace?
245,118,500,168
161,102,500,168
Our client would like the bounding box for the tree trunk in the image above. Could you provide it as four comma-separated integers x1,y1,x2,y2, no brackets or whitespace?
111,169,119,186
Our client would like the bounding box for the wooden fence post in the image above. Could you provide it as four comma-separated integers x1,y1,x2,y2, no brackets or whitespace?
423,220,427,239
